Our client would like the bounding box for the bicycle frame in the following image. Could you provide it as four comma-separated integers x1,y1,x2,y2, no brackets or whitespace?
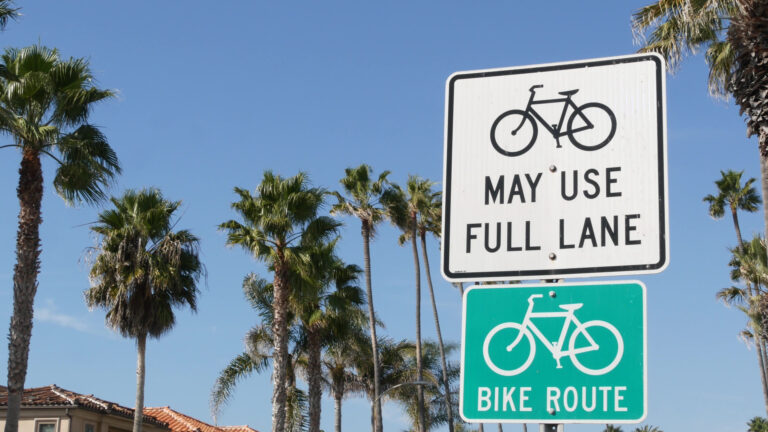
507,294,600,367
512,86,595,139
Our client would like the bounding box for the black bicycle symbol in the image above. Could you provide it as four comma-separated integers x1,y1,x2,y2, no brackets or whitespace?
490,84,617,157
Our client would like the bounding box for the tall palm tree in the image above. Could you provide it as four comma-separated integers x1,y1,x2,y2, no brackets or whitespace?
722,235,768,413
384,175,435,432
210,274,309,432
220,171,339,432
704,169,766,411
632,0,768,290
0,1,18,30
331,164,393,432
86,189,203,432
398,184,454,432
703,170,761,250
1,45,119,432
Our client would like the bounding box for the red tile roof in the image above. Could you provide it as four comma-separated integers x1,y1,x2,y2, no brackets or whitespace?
143,407,257,432
0,385,168,428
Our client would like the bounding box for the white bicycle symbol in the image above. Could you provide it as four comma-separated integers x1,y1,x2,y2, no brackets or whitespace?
483,294,624,376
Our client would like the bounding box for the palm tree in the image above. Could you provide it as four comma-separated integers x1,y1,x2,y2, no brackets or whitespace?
633,426,663,432
632,0,768,300
0,1,18,30
390,341,458,432
348,335,417,431
291,242,366,432
603,425,624,432
86,189,203,432
384,175,435,432
331,164,394,432
703,170,761,250
220,171,339,432
323,330,368,432
1,45,119,432
722,235,768,413
398,183,454,432
211,274,310,432
749,417,768,432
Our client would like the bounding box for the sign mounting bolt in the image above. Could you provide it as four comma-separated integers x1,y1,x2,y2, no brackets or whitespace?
549,252,557,261
549,165,557,173
549,290,556,298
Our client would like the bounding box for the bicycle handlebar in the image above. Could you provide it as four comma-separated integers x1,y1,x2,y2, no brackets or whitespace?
528,294,544,305
529,84,544,92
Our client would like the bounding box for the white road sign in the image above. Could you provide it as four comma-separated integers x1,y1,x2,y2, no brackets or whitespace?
441,54,668,281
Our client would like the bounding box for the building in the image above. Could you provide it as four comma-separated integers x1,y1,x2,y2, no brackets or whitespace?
0,386,257,432
0,385,168,432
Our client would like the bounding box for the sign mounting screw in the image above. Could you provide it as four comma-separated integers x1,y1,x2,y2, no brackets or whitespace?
549,165,557,173
549,252,557,261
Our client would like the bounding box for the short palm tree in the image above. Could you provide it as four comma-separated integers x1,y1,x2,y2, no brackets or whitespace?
390,341,458,432
749,416,768,432
633,426,663,432
291,241,366,432
632,0,768,302
331,164,394,432
323,328,368,432
1,45,119,432
603,425,624,432
210,275,308,432
348,335,417,430
220,171,339,432
703,169,761,250
86,189,203,432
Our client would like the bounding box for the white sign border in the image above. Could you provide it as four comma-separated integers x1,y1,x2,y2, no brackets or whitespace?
441,53,669,282
459,280,649,424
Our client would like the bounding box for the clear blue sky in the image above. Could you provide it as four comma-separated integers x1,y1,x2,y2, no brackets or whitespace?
0,1,761,431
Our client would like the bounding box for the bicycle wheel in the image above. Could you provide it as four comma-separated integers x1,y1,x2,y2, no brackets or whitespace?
566,102,616,151
568,320,624,376
482,322,536,376
490,109,538,157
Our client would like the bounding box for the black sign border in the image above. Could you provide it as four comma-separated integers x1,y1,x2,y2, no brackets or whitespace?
443,54,667,280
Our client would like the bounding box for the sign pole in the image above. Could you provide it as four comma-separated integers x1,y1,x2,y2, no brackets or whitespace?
540,280,564,432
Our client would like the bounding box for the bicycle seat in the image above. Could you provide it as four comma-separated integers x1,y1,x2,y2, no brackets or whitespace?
558,303,583,311
558,89,579,97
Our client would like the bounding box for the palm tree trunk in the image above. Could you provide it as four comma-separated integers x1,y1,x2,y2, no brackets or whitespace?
272,262,290,432
307,326,322,432
732,207,746,251
755,330,768,416
5,149,44,432
410,214,426,432
361,221,383,432
133,333,147,432
420,232,454,432
334,384,344,432
762,339,768,378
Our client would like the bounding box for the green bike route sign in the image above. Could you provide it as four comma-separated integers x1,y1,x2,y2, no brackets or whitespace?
460,281,646,424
